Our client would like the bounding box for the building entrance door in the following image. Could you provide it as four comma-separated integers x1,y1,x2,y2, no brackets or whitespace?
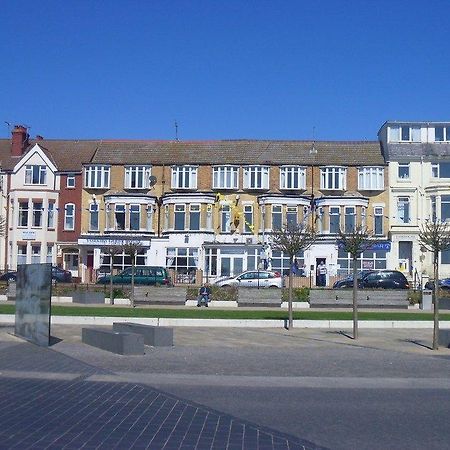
220,256,244,277
315,257,327,286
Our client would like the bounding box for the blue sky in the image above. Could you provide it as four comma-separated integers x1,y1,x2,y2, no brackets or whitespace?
1,0,449,141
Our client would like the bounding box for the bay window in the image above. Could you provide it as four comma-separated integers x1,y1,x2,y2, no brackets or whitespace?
114,204,125,230
329,207,340,233
32,201,43,227
272,205,282,230
286,206,298,227
18,201,29,227
129,204,140,230
344,207,356,233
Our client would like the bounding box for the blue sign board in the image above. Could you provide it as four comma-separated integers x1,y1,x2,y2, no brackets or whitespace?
338,241,391,251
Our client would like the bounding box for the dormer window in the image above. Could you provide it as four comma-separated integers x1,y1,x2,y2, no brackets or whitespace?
84,165,110,189
320,167,346,190
25,165,46,185
280,166,306,190
389,125,421,142
435,126,450,142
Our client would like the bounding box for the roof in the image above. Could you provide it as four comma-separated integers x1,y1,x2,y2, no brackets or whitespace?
0,139,99,172
0,138,385,170
90,140,384,166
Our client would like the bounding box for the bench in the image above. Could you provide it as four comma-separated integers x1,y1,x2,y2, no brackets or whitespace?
82,328,144,355
113,322,173,347
309,289,409,309
237,288,282,308
438,329,450,348
133,286,186,306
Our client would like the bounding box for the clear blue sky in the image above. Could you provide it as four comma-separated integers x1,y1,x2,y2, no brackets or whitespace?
1,0,449,141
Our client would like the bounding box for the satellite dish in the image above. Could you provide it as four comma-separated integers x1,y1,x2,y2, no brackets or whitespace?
149,175,157,187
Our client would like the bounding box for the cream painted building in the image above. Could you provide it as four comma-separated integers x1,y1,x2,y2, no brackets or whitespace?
378,121,450,282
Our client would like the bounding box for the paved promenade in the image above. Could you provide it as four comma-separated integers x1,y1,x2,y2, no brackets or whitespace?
1,323,450,449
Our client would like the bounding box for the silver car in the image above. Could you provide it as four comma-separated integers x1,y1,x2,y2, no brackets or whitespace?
214,270,283,288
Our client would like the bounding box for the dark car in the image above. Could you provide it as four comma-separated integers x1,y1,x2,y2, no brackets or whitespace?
424,278,450,290
97,266,171,285
333,271,371,289
359,270,409,289
0,266,72,283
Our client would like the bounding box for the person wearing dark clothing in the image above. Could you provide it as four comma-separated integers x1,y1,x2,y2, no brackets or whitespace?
197,283,212,307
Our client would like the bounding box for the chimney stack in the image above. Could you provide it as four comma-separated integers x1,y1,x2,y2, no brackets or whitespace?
35,135,44,141
11,125,29,156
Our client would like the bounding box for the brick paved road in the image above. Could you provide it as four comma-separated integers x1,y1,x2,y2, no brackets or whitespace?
0,339,325,450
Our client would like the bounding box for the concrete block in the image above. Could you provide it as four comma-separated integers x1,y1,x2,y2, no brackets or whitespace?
438,329,450,348
72,291,105,304
113,322,173,346
82,328,144,355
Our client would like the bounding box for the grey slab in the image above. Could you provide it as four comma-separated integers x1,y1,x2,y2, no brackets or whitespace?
72,291,105,304
81,328,144,355
113,322,173,346
438,329,450,348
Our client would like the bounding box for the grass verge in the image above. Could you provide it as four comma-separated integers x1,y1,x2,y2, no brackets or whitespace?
1,304,450,321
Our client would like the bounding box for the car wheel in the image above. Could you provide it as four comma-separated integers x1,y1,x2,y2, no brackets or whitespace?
221,285,232,289
268,285,279,289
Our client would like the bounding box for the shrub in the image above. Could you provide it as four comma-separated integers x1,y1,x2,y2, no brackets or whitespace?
186,285,238,301
408,290,421,305
282,287,310,302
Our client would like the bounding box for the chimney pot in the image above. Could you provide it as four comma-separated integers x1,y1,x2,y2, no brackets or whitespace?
36,135,44,141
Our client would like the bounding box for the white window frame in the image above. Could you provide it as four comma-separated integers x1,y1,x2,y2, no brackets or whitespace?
46,244,53,264
286,206,298,227
320,167,346,190
398,163,410,180
84,165,110,189
18,201,29,227
280,166,306,190
221,204,231,233
329,206,341,233
64,203,75,230
374,207,384,235
272,205,282,230
397,197,410,224
114,204,126,230
244,205,253,233
344,206,356,233
66,174,76,188
358,167,384,190
89,203,99,231
32,201,43,228
124,165,151,189
213,166,239,190
47,202,55,229
243,166,270,190
17,244,27,265
389,125,421,143
24,165,47,185
174,204,186,230
435,126,450,142
129,204,141,231
189,204,201,231
171,166,197,189
31,244,41,264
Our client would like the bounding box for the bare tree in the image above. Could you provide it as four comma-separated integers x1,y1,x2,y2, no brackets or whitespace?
122,241,142,308
418,219,450,350
337,225,373,340
271,223,316,329
103,245,122,305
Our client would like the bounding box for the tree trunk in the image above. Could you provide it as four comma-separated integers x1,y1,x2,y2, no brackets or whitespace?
131,262,135,308
288,262,293,329
109,258,114,306
352,257,358,340
433,252,439,350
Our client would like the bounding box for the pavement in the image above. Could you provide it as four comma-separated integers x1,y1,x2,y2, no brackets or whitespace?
1,323,450,449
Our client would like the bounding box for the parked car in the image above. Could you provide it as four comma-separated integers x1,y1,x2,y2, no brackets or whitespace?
333,271,371,289
359,270,409,289
214,270,283,288
0,266,72,283
97,266,171,285
424,278,450,290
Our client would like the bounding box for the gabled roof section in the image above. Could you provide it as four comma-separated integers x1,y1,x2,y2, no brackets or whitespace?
0,138,99,172
12,143,58,173
90,140,384,166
